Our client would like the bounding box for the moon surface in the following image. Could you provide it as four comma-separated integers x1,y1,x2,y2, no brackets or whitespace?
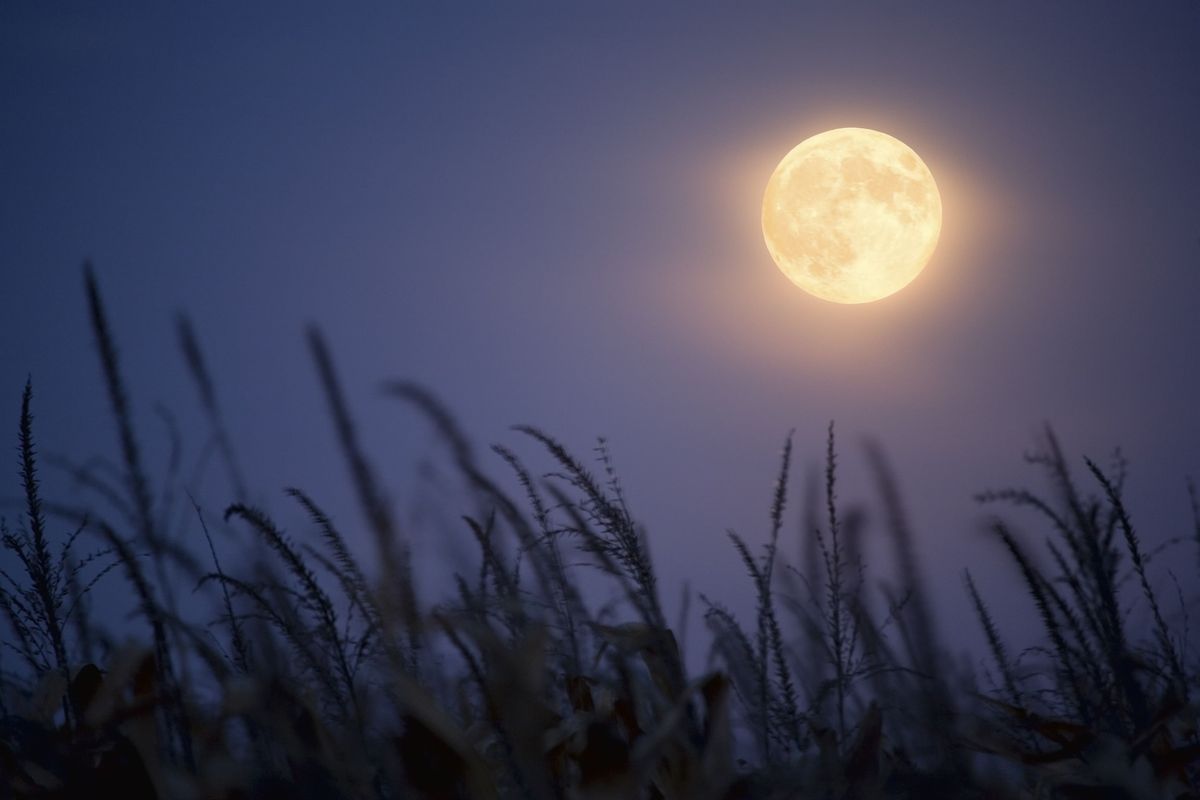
761,128,942,304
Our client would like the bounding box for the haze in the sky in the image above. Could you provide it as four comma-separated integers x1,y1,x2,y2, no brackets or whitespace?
3,3,1200,660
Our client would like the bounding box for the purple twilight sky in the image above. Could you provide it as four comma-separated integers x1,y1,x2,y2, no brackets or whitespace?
3,3,1200,661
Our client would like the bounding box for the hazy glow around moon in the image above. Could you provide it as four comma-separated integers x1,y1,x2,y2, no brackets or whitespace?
761,128,942,304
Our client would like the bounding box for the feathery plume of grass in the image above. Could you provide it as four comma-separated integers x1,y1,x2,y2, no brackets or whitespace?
0,519,43,675
192,497,250,674
15,379,74,725
980,451,1119,712
1039,540,1110,715
383,383,575,646
177,314,248,504
724,432,802,759
1086,456,1186,695
1041,537,1104,677
963,569,1019,707
384,381,589,653
309,326,420,673
992,521,1090,725
84,265,157,554
223,502,361,722
1040,431,1131,700
703,596,762,748
492,442,586,676
515,426,662,627
308,328,394,553
84,264,204,710
516,426,692,717
2,382,122,735
462,512,526,637
287,487,378,631
767,433,802,750
819,423,853,745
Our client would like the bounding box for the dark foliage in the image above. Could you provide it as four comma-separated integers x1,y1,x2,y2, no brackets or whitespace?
2,267,1199,798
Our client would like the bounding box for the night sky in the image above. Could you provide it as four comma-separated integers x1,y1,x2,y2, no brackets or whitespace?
4,4,1200,659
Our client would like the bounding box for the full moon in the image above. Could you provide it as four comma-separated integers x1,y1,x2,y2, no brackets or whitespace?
761,127,942,304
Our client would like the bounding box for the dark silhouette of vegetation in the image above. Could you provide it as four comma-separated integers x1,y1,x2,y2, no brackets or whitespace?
2,266,1200,798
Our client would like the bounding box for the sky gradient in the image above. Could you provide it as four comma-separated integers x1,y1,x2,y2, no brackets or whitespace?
4,3,1200,658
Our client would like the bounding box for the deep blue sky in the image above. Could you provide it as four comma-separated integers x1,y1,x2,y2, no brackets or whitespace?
4,3,1200,658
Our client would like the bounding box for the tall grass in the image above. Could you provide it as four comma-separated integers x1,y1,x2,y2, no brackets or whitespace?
1,266,1199,798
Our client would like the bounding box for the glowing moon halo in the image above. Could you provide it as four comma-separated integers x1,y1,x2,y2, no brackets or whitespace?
761,128,942,304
